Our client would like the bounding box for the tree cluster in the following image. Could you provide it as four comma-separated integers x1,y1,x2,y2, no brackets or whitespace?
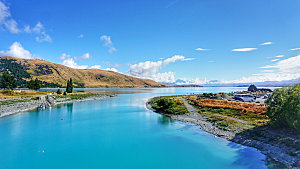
266,83,300,131
0,73,17,90
27,78,41,90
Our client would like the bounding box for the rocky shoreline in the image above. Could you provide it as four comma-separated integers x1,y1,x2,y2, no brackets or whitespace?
146,98,300,169
0,94,116,118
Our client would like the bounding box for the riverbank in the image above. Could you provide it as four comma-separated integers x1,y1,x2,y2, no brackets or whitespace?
0,93,116,118
147,96,300,168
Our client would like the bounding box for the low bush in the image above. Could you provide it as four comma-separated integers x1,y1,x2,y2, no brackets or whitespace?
149,97,188,115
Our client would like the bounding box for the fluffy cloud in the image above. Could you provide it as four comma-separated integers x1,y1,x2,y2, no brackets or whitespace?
0,2,20,34
105,68,118,72
225,55,300,83
260,42,273,45
0,42,33,59
232,48,257,52
90,65,101,69
100,35,117,53
153,72,175,83
60,53,88,69
289,48,300,51
0,2,51,42
195,48,209,51
275,55,284,58
81,53,91,59
128,55,193,83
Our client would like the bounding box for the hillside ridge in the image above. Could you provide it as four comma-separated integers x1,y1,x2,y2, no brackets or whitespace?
0,56,163,88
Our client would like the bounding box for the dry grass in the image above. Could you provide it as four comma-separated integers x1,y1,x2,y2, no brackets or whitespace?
0,90,50,99
2,56,162,88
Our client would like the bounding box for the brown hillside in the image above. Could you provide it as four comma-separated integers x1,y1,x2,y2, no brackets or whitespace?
0,56,163,88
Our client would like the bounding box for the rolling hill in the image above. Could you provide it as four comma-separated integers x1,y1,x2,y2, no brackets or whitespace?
0,56,163,88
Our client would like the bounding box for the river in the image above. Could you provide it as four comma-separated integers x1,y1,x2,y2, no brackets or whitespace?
0,87,278,169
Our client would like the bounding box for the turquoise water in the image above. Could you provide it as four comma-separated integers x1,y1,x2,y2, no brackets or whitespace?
0,87,274,169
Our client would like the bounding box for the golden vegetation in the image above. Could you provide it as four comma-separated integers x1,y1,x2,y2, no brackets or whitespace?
1,56,163,88
189,98,267,116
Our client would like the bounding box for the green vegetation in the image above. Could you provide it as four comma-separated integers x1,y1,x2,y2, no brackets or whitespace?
56,89,62,94
149,97,188,115
54,93,95,101
0,73,17,90
27,78,41,90
0,57,61,88
66,78,73,93
266,83,300,132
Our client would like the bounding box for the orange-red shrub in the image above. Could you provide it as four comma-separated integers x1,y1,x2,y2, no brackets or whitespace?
189,98,267,115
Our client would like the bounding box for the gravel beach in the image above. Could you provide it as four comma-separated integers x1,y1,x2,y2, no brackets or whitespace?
147,97,300,169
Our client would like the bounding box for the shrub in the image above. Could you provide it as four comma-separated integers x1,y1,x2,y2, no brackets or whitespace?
150,97,188,115
63,91,67,95
156,97,175,110
56,89,62,94
265,83,300,131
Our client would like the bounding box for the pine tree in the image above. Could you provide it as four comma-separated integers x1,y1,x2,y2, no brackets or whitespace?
66,79,70,93
34,78,41,90
69,78,73,93
66,78,73,93
0,73,17,90
28,79,35,89
28,78,41,90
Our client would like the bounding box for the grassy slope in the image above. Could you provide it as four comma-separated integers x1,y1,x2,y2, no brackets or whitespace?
0,56,163,88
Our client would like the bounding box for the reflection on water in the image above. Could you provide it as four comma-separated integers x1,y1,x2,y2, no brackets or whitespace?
157,115,174,126
67,103,73,114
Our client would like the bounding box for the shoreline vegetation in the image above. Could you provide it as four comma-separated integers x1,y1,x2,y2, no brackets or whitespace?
147,85,300,168
0,90,116,118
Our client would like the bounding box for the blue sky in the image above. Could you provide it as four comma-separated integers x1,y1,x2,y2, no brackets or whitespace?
0,0,300,84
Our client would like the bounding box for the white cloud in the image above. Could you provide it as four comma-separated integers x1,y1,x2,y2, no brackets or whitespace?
289,48,300,51
224,55,300,83
128,55,193,83
79,53,91,60
175,77,207,85
90,65,101,69
275,55,284,58
271,59,280,62
260,42,273,45
153,72,175,83
105,62,120,68
0,2,51,42
0,42,33,59
105,68,118,72
232,48,257,52
78,34,84,38
60,53,88,69
35,31,52,42
100,35,117,53
195,48,209,51
0,2,20,34
261,70,275,73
